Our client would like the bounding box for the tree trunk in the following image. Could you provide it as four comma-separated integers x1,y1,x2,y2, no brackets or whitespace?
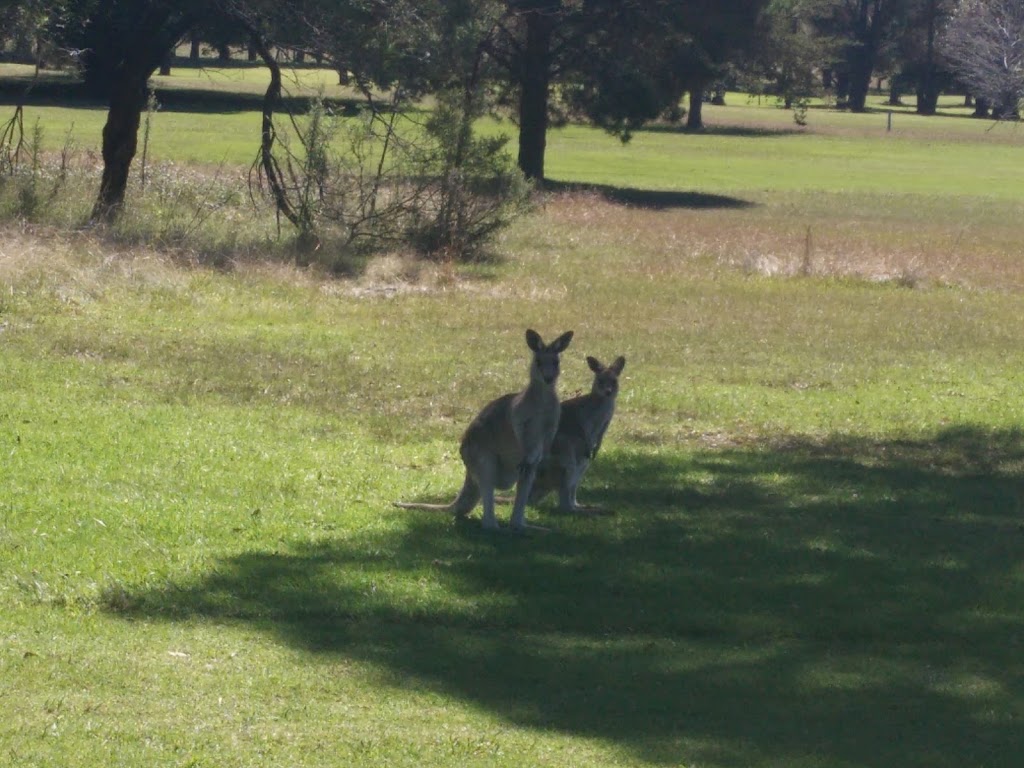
82,11,197,221
159,49,172,77
846,0,882,112
847,45,875,111
686,86,704,130
916,83,939,115
973,97,990,118
836,70,850,102
916,0,939,115
92,75,149,221
887,77,903,106
516,10,554,182
190,36,201,62
994,96,1020,120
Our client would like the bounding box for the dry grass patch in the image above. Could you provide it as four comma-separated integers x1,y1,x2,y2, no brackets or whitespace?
0,224,190,304
530,190,1024,292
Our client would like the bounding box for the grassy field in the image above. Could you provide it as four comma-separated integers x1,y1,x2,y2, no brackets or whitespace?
2,64,1024,767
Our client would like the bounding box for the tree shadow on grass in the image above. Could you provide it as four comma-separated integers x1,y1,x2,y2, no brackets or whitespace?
542,179,756,211
107,425,1024,767
0,77,363,116
637,123,806,139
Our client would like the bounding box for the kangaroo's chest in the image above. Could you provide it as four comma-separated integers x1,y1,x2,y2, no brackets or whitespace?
511,390,560,444
563,397,614,437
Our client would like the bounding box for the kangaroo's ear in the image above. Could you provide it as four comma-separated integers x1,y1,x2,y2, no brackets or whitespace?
525,329,543,351
587,356,603,373
550,330,574,353
610,356,626,374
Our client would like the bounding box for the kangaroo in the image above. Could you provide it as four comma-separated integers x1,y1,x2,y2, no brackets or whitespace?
394,329,574,532
503,355,625,515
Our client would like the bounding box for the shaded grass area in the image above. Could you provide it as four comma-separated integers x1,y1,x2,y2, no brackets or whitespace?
98,429,1024,767
541,180,756,210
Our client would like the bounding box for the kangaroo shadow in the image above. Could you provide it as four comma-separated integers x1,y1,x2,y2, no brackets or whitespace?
106,425,1024,767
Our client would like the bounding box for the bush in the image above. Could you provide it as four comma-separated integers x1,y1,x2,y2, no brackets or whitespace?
404,92,532,261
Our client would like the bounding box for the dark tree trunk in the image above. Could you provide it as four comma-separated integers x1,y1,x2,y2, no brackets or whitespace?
994,96,1020,120
846,0,883,112
887,77,903,106
836,70,850,101
916,0,939,115
686,85,704,130
964,94,973,107
217,43,231,62
517,10,555,182
973,97,990,118
159,48,172,77
822,67,834,90
82,10,197,221
247,43,257,62
847,45,875,111
92,75,149,220
916,83,939,115
190,35,201,62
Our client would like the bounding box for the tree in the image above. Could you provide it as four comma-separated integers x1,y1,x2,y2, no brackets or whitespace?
658,0,770,130
745,0,838,114
942,0,1024,118
57,1,214,220
836,0,890,111
485,0,580,182
0,0,58,66
490,0,769,180
885,0,956,114
241,0,530,261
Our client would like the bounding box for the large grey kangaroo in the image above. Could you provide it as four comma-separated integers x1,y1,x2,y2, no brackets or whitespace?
505,355,625,515
394,329,574,532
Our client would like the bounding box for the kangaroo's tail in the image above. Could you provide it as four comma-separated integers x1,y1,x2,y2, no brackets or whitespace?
394,473,479,517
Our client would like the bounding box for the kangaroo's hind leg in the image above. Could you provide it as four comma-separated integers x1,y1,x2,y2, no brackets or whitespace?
559,458,612,515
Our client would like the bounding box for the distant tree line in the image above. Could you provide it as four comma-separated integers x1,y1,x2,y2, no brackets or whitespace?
0,0,1020,252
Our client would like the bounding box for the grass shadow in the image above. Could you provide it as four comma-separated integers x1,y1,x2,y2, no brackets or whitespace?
106,425,1024,767
542,179,756,211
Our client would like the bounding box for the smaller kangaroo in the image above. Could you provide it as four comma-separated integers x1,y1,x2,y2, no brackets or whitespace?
520,355,625,515
394,329,574,532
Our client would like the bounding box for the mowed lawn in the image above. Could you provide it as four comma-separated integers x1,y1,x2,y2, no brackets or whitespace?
2,65,1024,767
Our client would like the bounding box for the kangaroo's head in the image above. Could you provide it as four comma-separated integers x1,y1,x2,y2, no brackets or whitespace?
587,355,626,399
525,329,574,387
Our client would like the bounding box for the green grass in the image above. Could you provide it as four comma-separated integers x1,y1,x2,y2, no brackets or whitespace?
2,69,1024,767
